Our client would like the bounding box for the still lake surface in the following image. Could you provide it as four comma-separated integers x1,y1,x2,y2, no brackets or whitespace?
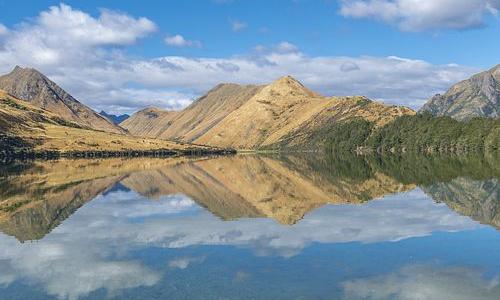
0,154,499,300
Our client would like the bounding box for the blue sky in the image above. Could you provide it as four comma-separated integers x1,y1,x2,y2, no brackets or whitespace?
0,0,498,113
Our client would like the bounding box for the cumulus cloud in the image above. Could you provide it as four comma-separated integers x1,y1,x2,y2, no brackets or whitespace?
164,34,201,47
340,0,500,31
0,4,477,114
342,264,500,300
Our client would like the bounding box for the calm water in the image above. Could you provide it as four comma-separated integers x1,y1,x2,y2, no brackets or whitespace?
0,154,499,300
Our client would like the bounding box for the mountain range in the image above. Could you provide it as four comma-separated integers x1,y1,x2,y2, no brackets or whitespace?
0,64,498,154
421,64,500,120
122,76,414,149
0,89,220,155
99,111,129,125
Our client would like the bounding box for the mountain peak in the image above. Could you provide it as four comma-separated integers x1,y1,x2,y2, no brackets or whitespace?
491,64,500,75
420,63,499,120
0,66,126,134
9,65,45,79
264,75,319,97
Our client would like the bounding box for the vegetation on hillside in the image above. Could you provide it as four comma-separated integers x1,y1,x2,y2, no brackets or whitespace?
324,113,500,154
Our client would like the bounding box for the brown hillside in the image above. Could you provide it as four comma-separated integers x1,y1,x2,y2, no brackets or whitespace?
120,107,178,138
158,83,263,141
0,90,215,154
194,76,415,149
0,66,125,134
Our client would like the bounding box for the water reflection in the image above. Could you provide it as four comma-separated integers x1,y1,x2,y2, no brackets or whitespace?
342,264,500,300
0,154,498,299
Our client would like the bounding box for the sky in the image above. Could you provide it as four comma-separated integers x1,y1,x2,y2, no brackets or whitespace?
0,0,498,114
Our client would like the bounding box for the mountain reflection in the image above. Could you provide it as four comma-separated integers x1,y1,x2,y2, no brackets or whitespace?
0,154,498,242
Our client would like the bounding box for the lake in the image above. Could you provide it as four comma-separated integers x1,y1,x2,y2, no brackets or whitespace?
0,154,499,299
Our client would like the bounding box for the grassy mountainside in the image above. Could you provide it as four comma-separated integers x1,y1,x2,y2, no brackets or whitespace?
0,90,224,156
122,76,412,150
158,83,263,141
120,107,178,138
420,64,500,120
0,66,125,134
121,83,263,141
194,76,414,149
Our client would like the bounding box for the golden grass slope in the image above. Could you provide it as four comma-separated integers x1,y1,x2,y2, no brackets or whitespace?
120,107,178,138
0,66,125,134
0,90,214,154
195,76,415,149
120,83,263,141
158,84,263,141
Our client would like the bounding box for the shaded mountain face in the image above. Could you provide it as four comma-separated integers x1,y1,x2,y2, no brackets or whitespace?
420,64,500,121
125,76,413,149
99,111,129,125
0,66,125,134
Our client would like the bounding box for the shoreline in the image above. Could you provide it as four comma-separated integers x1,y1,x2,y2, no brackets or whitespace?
0,148,237,160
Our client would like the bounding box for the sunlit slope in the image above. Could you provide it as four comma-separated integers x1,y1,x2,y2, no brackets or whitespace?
0,90,216,154
0,66,124,134
158,84,263,141
194,76,414,149
120,107,178,138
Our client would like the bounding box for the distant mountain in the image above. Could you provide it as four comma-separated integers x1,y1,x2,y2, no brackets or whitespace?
0,66,125,134
125,76,414,149
99,110,129,125
120,107,178,138
420,64,500,121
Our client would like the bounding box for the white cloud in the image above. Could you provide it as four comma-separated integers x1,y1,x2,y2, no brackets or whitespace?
168,256,205,269
340,0,500,31
230,20,247,32
342,264,500,300
164,34,201,47
0,4,477,114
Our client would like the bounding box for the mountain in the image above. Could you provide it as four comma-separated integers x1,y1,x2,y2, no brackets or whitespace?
120,83,263,141
99,111,129,125
420,64,500,121
157,83,263,141
120,107,179,138
0,66,125,133
0,90,219,155
125,76,414,149
194,76,414,149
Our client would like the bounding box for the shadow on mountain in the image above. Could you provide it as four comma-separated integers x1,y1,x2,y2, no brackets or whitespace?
0,153,498,242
